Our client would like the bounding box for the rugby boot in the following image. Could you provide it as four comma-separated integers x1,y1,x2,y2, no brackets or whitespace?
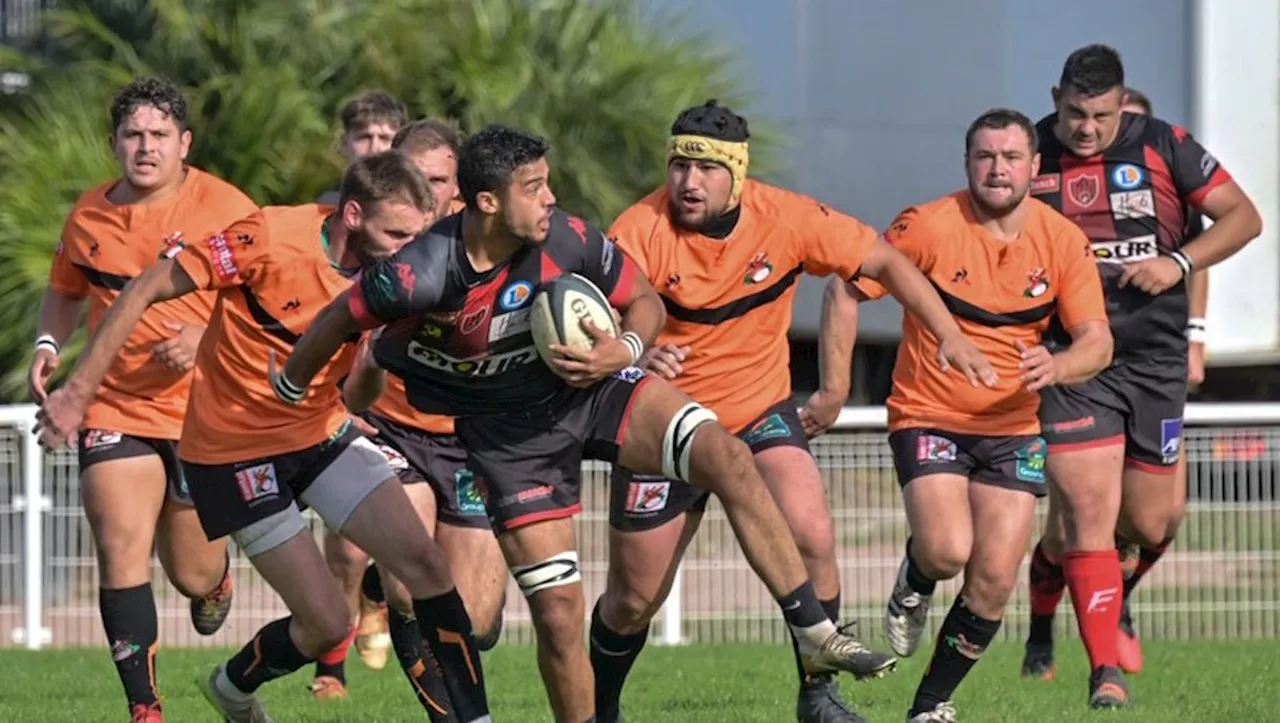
308,675,348,700
1116,599,1143,674
885,558,931,657
907,701,957,722
1088,665,1130,709
354,595,391,670
801,622,897,680
198,665,275,723
129,702,163,723
796,675,868,722
192,560,234,636
1020,641,1055,680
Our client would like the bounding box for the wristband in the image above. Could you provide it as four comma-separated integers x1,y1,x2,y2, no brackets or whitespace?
34,334,59,356
1170,250,1194,278
271,370,307,405
1187,318,1207,344
620,331,644,366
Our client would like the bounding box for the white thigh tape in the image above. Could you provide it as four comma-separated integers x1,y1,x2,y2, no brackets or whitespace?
511,551,582,597
662,403,717,483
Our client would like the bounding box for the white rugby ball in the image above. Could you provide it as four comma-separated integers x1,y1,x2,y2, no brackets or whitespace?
530,273,620,364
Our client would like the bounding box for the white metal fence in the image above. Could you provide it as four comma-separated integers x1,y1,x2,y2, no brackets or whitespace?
2,403,1279,651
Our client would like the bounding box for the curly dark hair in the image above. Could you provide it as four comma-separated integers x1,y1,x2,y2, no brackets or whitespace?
109,77,189,134
457,125,550,209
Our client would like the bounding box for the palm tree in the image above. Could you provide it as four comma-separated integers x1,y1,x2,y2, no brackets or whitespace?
0,0,779,401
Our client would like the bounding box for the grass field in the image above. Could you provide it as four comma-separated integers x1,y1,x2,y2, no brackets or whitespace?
0,640,1272,722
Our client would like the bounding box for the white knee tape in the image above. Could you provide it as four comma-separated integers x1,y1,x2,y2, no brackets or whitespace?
511,551,582,598
662,403,717,483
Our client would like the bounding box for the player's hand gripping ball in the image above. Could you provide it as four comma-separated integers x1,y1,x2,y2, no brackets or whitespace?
531,273,629,388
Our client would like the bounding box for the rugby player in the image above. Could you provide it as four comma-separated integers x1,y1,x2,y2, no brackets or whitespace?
827,109,1112,722
1020,45,1261,708
1025,86,1216,681
278,124,996,722
36,152,493,723
590,101,915,723
311,89,409,690
28,77,255,723
341,119,509,718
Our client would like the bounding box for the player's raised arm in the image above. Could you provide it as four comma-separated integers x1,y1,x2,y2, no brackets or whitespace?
35,257,197,447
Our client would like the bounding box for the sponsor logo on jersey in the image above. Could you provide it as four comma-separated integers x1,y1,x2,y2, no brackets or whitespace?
459,305,489,335
206,232,239,282
1066,173,1101,208
406,342,539,377
498,280,533,311
601,238,617,275
159,231,185,259
744,252,773,284
488,308,531,342
1110,190,1155,219
1111,163,1144,190
1030,174,1060,195
1091,235,1157,264
1024,268,1050,298
394,263,416,302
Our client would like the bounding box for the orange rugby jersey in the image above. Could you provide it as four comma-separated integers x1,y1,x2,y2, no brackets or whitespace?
173,205,360,464
610,180,879,432
855,191,1107,436
49,168,257,440
365,199,464,435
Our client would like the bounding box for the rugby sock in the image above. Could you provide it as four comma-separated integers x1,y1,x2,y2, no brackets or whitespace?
100,584,160,709
1028,542,1066,645
589,600,649,721
388,607,455,721
1123,537,1173,600
790,594,842,686
363,563,387,605
1063,549,1123,670
909,596,1001,716
225,617,313,694
905,538,937,596
414,589,490,721
314,626,355,683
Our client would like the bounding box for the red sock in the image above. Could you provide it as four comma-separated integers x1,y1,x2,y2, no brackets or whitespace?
318,626,356,666
1064,549,1122,670
1029,543,1066,617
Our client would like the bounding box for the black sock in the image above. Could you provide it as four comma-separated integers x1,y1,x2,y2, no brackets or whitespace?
313,632,350,684
363,563,387,605
389,607,456,722
778,580,828,629
226,617,313,694
910,597,1001,715
790,593,842,687
100,584,160,709
589,600,649,722
905,538,937,596
415,589,489,721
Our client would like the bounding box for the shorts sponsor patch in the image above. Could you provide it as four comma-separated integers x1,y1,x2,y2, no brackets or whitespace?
742,413,791,447
625,480,671,514
82,430,123,449
234,463,280,504
1161,417,1183,464
916,434,958,463
1015,437,1047,484
378,443,409,472
455,469,487,516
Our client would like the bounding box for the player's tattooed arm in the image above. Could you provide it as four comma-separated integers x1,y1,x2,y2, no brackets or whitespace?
35,259,197,447
801,276,859,437
859,238,998,388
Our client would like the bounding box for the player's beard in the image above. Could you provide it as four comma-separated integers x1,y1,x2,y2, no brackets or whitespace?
345,225,380,268
969,181,1027,219
668,198,728,234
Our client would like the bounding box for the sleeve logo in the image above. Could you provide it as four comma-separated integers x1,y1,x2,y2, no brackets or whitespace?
206,232,239,282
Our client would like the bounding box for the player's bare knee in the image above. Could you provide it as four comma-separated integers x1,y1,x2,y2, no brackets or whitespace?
93,526,154,587
962,561,1018,618
387,541,452,599
296,600,356,658
793,515,837,571
528,586,585,653
913,535,969,581
475,613,503,651
165,549,226,598
1123,511,1169,550
602,584,661,635
690,431,754,495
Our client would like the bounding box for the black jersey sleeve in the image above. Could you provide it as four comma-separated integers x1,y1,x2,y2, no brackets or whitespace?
348,236,447,330
1163,121,1233,208
548,211,639,307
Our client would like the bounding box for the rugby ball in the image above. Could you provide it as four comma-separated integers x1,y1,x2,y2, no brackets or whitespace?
530,273,620,363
